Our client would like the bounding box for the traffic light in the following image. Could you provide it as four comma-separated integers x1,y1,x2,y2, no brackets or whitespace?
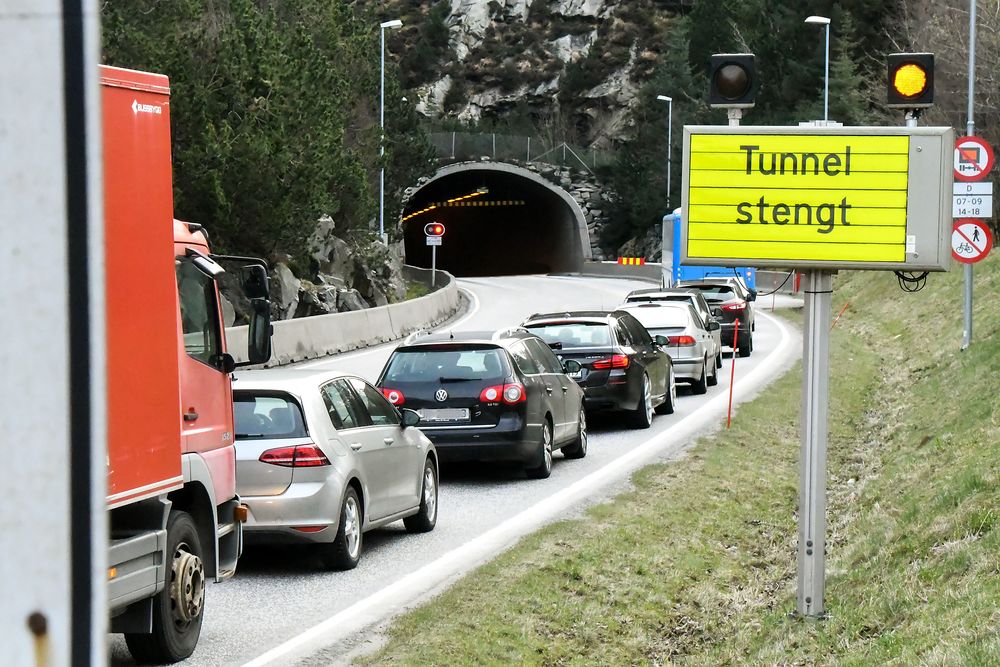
887,53,934,109
709,54,759,109
424,222,445,236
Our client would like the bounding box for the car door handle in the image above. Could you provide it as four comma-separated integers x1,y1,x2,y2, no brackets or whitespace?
545,387,553,395
183,410,199,422
349,442,363,451
383,437,394,446
561,386,569,393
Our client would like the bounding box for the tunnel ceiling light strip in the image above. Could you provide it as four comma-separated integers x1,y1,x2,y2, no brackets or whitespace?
400,204,438,223
429,199,526,207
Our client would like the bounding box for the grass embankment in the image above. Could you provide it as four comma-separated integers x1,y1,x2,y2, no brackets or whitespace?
360,256,1000,665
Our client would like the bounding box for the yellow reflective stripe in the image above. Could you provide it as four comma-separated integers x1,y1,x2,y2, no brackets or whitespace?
688,222,906,244
690,134,909,154
688,239,904,262
689,151,911,173
688,170,908,190
687,204,907,226
688,187,908,208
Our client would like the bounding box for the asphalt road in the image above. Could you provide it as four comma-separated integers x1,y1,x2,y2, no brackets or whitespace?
108,274,801,666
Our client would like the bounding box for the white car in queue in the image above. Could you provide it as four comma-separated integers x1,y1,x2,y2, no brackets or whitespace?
232,369,438,570
616,301,720,394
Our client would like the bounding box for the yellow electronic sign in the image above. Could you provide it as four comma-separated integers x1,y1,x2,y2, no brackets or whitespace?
681,126,954,271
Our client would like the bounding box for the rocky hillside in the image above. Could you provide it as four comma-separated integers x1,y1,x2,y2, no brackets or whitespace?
385,0,692,147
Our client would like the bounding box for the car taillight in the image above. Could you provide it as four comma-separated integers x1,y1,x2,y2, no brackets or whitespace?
381,388,405,406
480,383,526,404
668,335,697,346
259,444,330,467
722,300,747,312
592,354,630,370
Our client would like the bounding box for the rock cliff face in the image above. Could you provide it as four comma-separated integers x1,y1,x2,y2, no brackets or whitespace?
391,0,685,147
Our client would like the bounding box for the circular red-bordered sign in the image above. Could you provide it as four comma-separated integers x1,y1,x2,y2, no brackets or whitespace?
954,136,995,182
952,218,993,263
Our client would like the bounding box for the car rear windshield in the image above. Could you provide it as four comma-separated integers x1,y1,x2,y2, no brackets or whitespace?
234,393,308,439
383,345,508,383
525,322,611,348
682,284,736,299
623,306,691,328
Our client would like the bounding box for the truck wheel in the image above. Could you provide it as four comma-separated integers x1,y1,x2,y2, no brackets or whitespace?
124,511,205,664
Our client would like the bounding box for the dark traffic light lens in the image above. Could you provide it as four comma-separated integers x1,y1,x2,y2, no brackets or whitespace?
714,64,750,100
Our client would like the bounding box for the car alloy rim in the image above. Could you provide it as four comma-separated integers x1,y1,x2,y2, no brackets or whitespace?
670,371,677,405
579,410,588,453
344,495,361,559
644,377,653,422
423,466,437,521
169,541,205,628
543,423,553,472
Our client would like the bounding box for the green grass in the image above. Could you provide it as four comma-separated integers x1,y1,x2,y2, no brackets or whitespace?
404,280,432,301
359,255,1000,666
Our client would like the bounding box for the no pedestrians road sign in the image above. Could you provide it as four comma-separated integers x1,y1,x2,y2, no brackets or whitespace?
951,218,992,263
954,136,994,182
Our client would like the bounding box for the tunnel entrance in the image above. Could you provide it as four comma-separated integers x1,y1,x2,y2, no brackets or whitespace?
401,163,590,276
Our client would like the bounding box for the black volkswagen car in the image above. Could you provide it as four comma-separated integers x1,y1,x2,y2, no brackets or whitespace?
521,311,675,429
376,330,586,479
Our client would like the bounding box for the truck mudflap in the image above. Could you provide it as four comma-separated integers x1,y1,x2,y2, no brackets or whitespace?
108,529,167,618
216,498,244,580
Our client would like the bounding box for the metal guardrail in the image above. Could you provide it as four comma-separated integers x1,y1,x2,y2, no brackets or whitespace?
428,131,615,172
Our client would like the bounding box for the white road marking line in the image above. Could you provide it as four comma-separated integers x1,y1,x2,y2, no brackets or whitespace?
241,310,797,667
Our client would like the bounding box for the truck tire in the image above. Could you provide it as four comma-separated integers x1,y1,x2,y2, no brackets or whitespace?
124,510,205,664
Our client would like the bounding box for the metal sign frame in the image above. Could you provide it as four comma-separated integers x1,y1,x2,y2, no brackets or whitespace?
680,125,954,271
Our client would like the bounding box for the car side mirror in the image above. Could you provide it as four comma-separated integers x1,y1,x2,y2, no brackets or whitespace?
562,359,581,374
747,289,757,302
400,408,421,428
707,320,721,331
547,341,563,350
654,335,669,346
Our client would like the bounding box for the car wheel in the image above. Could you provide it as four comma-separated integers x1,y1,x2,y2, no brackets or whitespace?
525,418,554,479
716,352,723,369
692,358,709,395
738,333,753,358
654,368,676,415
404,458,438,533
322,486,363,570
629,374,654,429
562,408,588,459
124,511,205,664
707,354,719,387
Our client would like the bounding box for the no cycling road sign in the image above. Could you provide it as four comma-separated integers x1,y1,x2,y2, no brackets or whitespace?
954,135,995,182
952,218,993,263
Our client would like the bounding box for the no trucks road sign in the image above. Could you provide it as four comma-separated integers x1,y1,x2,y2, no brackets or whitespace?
954,136,994,182
951,218,992,263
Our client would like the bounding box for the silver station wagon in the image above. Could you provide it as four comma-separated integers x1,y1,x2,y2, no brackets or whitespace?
232,369,438,570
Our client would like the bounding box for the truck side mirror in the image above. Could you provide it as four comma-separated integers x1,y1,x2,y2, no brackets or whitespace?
243,264,269,299
246,297,272,365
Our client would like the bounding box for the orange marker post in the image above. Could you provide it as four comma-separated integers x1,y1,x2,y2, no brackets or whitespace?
726,318,740,428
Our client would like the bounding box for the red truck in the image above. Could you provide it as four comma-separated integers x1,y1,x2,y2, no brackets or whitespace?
102,65,272,663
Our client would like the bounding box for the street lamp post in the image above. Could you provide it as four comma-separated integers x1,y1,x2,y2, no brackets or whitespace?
656,95,673,210
805,16,831,122
379,19,403,244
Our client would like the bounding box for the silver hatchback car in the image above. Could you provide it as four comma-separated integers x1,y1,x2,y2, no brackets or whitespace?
233,369,438,570
616,302,720,394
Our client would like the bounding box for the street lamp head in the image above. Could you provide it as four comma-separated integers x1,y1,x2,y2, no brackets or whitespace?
656,95,672,102
380,19,403,29
804,15,830,25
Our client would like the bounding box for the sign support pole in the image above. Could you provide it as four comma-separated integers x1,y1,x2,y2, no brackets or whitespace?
797,269,833,618
431,244,437,288
962,0,977,349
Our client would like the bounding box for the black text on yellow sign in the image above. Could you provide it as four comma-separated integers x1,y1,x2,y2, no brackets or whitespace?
686,134,910,263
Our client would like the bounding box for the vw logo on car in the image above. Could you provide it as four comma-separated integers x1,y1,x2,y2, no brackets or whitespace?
435,389,448,402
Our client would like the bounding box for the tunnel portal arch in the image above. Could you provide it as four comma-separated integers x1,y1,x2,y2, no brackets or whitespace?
402,162,592,277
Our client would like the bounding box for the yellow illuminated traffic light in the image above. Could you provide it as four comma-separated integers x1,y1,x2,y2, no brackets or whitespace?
887,53,934,109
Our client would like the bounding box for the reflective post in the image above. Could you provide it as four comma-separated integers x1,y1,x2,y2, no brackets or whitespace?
962,0,977,350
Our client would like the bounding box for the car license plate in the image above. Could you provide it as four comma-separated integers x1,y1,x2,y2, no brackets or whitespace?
419,408,470,422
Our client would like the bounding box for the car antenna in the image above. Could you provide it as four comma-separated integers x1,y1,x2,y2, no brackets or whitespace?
449,330,454,339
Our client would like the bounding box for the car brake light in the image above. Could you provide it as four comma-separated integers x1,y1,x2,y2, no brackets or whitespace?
722,300,747,312
480,383,526,404
592,354,630,370
381,388,405,406
259,444,330,468
668,335,697,346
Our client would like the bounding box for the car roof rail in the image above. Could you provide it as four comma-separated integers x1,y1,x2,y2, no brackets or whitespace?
492,326,528,340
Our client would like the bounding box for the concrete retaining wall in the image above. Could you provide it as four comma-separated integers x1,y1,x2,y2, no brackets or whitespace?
226,266,461,367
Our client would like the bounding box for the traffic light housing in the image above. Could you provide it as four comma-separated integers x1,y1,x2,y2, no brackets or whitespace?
424,222,445,236
709,54,759,109
887,53,934,109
